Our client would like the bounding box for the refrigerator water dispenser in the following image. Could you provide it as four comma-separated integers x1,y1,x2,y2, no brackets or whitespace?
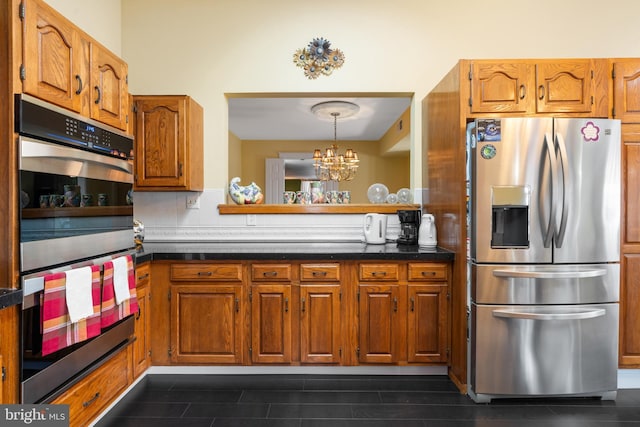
491,186,530,248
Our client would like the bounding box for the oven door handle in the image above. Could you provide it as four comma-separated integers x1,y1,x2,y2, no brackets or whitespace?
21,137,132,174
492,308,606,321
492,268,606,279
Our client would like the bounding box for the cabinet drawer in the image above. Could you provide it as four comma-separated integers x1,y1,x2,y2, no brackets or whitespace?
52,347,130,427
251,264,292,281
408,263,448,281
136,262,151,288
171,263,242,281
359,263,399,281
300,263,340,282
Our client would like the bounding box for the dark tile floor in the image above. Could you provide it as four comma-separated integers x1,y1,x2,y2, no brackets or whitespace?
94,374,640,427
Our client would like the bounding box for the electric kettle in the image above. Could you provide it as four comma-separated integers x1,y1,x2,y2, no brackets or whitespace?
418,214,437,247
363,213,387,244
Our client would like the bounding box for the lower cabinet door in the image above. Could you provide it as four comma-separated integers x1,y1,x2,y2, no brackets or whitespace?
358,284,400,364
170,284,243,364
251,284,291,363
407,284,448,363
300,285,341,364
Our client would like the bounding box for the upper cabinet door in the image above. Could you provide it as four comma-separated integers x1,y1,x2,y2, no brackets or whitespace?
469,61,534,114
613,59,640,124
90,43,128,130
22,0,87,113
535,60,595,114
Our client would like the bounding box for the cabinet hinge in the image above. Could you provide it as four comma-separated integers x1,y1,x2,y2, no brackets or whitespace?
132,103,138,114
19,64,26,81
591,69,594,79
339,347,342,358
19,2,25,20
168,348,172,357
339,291,342,302
168,290,171,301
356,346,360,358
446,348,450,357
591,95,594,105
468,65,472,81
612,107,616,118
249,291,252,302
446,292,451,300
612,68,616,79
468,97,472,107
356,291,359,302
1,366,5,382
249,347,252,356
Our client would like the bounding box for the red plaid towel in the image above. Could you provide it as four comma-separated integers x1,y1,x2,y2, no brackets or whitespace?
41,265,102,356
101,255,138,329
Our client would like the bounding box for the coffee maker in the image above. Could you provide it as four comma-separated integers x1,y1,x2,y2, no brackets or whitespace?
397,209,421,245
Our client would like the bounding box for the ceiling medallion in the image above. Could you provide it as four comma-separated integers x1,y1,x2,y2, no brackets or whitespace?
293,37,345,80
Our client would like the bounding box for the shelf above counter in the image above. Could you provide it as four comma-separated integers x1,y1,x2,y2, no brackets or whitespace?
217,203,421,215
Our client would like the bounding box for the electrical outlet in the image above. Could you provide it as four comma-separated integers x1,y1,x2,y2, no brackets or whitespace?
186,194,200,209
247,214,257,226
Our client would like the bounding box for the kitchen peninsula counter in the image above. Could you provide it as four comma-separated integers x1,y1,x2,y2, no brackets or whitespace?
134,242,454,263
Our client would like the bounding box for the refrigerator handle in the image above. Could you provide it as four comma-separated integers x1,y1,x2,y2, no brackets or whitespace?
492,268,607,279
542,132,558,248
554,133,570,248
492,308,605,321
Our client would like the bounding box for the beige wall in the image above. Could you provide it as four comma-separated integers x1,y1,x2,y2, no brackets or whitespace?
54,0,640,192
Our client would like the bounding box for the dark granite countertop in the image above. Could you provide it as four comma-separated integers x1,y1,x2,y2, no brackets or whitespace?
135,242,454,263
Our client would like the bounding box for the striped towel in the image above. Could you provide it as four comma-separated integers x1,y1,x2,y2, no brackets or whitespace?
101,255,138,329
41,265,102,356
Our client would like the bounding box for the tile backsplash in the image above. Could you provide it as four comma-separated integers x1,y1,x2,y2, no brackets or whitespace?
133,188,424,243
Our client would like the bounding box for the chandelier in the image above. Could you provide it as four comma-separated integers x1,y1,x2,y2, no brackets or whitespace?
311,101,359,182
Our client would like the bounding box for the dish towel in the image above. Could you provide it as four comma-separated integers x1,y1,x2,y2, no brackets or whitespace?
41,265,101,356
65,266,94,322
112,256,131,305
101,255,138,329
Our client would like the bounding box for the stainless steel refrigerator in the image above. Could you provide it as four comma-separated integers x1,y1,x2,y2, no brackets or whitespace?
466,117,621,403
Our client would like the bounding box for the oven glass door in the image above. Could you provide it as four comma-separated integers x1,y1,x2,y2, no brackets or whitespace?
19,136,134,273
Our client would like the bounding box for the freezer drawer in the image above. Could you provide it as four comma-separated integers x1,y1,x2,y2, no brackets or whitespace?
470,302,618,402
472,263,619,305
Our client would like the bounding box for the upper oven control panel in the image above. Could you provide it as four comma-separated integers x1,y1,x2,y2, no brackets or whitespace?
15,94,133,159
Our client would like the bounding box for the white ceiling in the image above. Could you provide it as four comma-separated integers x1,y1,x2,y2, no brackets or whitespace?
228,96,412,141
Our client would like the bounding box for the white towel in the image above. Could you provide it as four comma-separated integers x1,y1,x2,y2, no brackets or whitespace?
65,267,94,323
112,256,131,305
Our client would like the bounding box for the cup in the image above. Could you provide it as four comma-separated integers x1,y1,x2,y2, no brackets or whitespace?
295,191,310,204
63,185,81,207
39,195,50,208
326,190,339,204
49,194,63,208
81,194,94,207
339,191,351,204
283,191,296,204
98,193,109,206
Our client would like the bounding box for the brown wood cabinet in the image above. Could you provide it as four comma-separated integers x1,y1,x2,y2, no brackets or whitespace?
150,259,450,367
21,0,129,130
612,59,640,123
250,263,292,363
133,95,203,191
299,263,342,364
468,59,608,117
133,262,151,377
169,263,244,364
51,345,132,427
407,263,449,363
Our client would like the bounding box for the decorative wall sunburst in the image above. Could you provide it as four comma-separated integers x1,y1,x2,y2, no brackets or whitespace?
293,37,345,80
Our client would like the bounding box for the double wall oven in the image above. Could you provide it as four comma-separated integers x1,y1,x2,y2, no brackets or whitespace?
16,94,137,403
